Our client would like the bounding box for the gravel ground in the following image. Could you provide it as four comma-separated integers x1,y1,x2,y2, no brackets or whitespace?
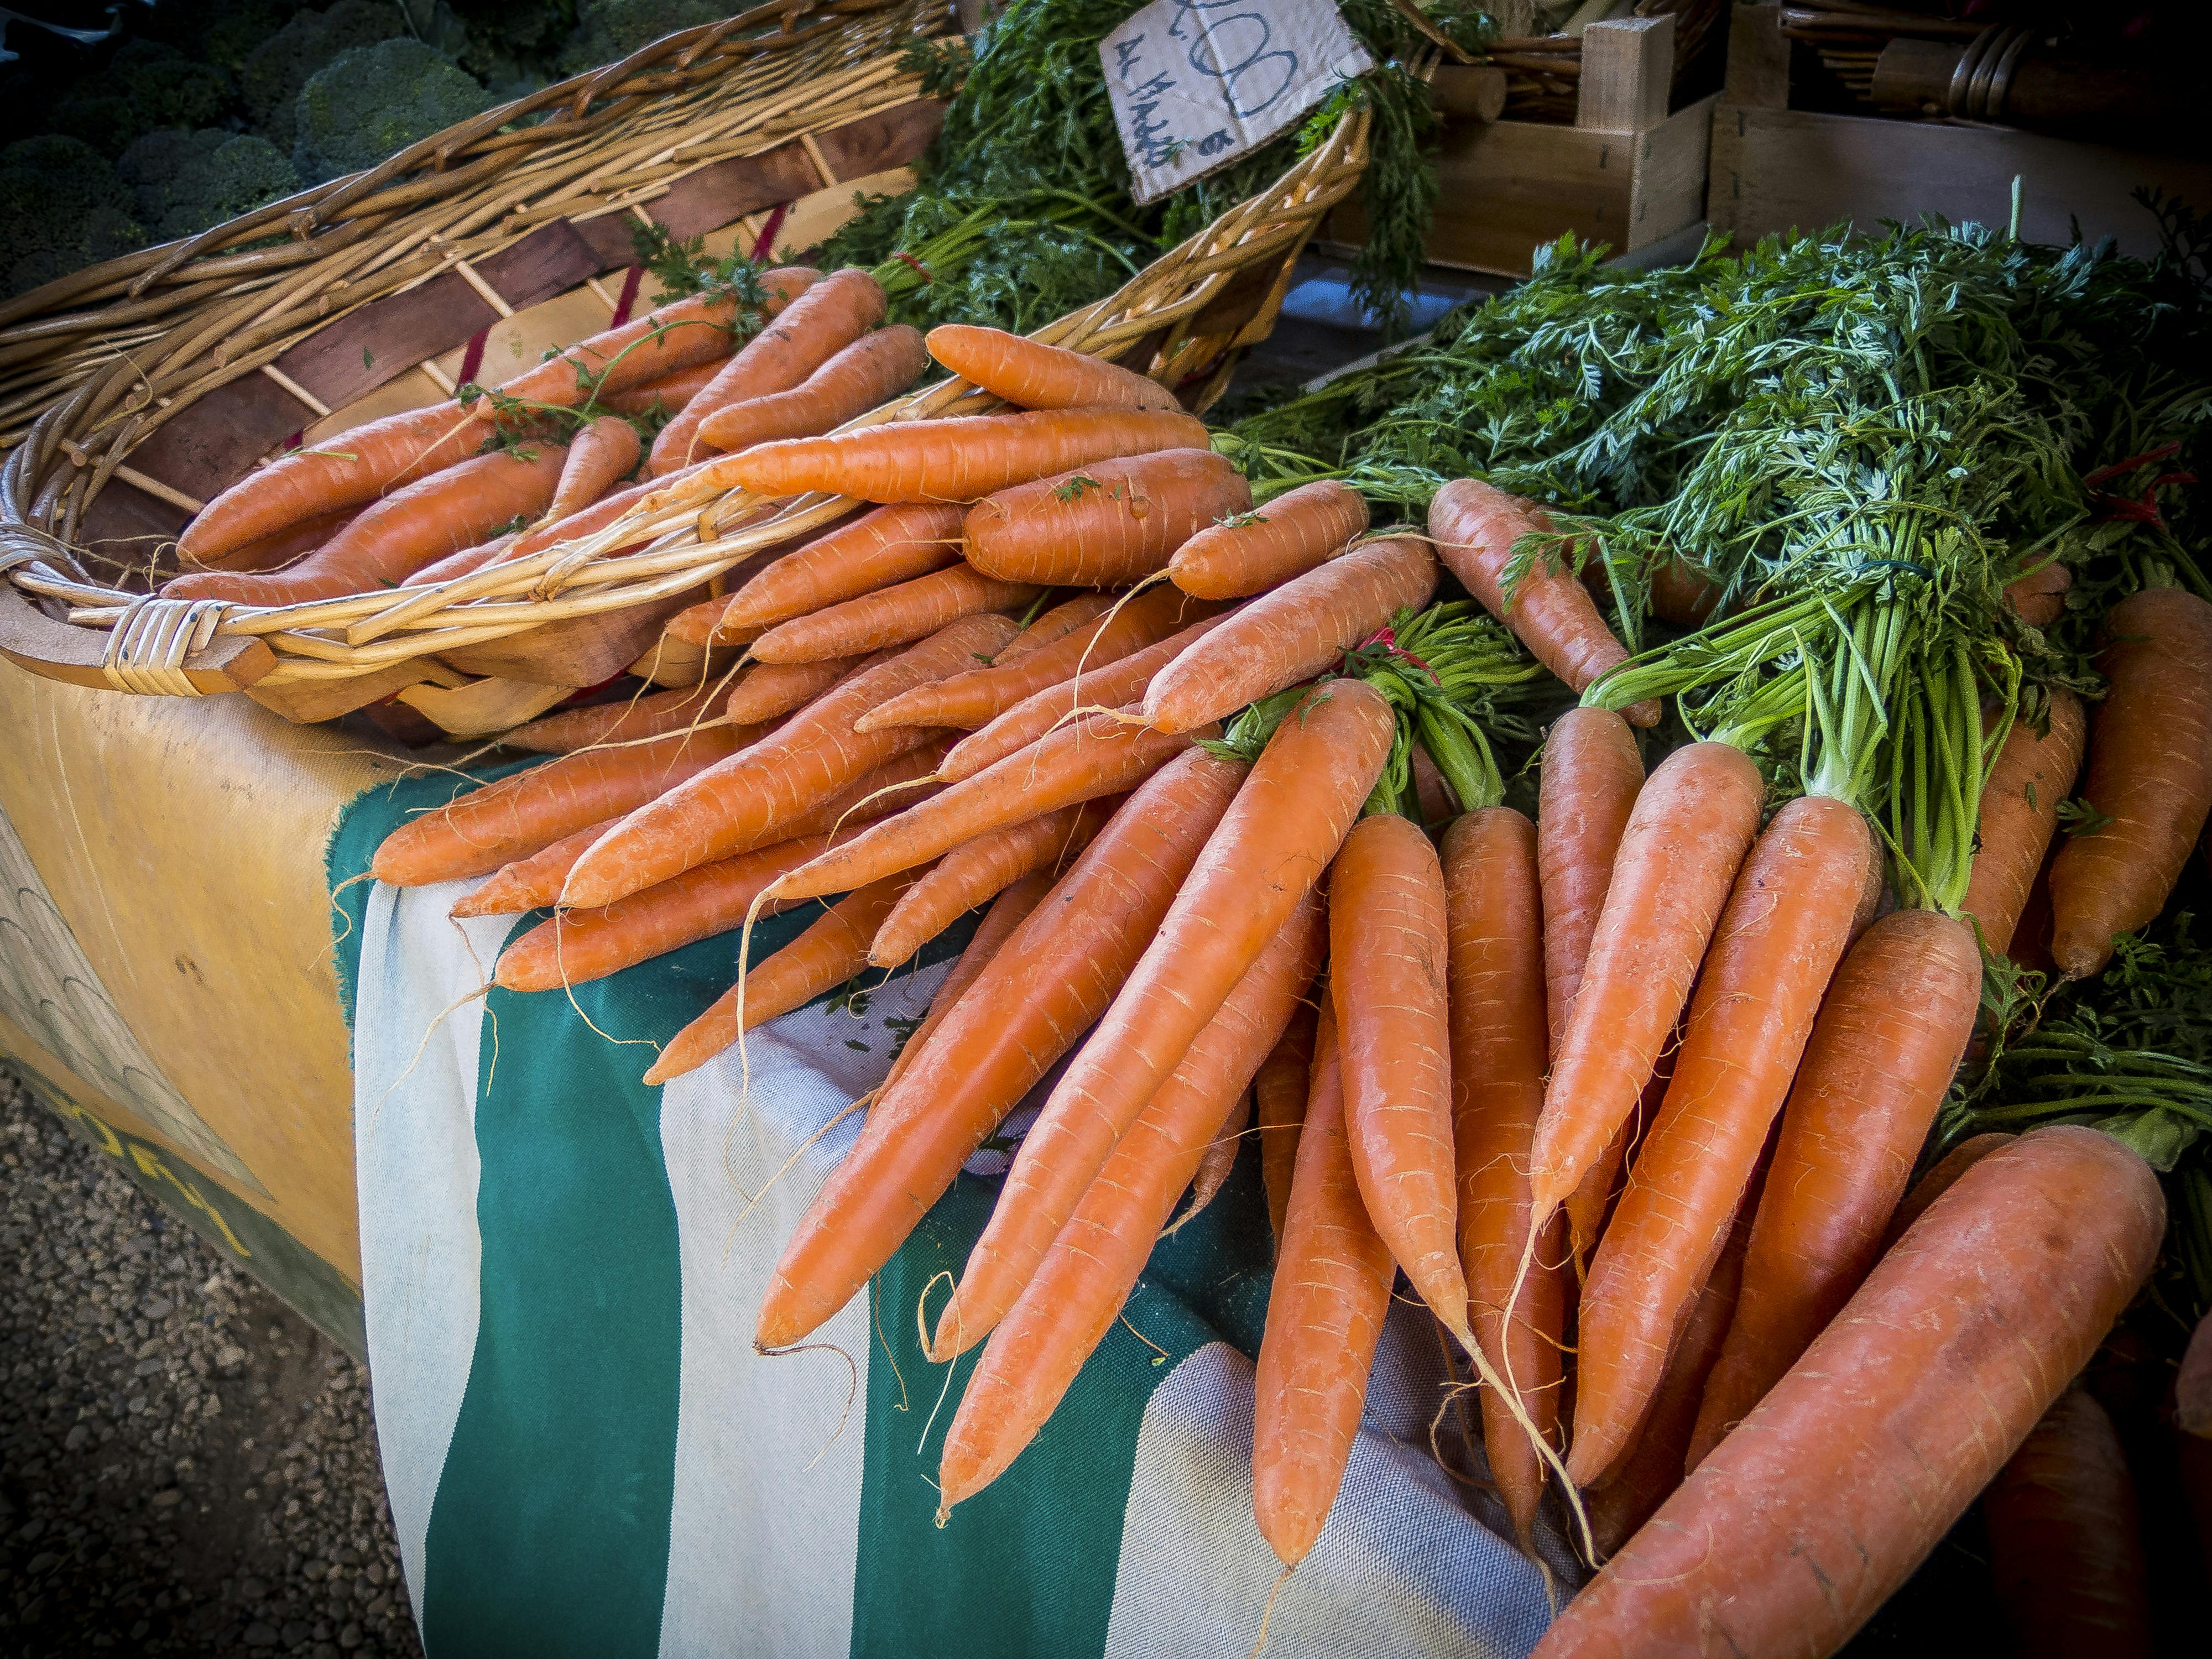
0,1069,421,1657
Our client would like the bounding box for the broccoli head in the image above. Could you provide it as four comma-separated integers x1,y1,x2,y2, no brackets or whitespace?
559,0,732,76
118,129,302,242
292,37,495,185
45,38,239,158
242,0,413,153
131,0,311,77
0,135,145,296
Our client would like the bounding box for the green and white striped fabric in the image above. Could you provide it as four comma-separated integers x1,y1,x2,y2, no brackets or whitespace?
331,775,1559,1658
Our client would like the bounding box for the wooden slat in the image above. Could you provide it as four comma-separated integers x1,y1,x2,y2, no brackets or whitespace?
122,373,309,510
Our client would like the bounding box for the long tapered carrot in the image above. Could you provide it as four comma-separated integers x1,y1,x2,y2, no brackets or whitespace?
598,355,728,416
184,504,360,573
483,466,706,572
935,897,1325,1515
561,616,1015,907
1254,1003,1318,1246
925,324,1180,412
1329,812,1468,1338
714,405,1210,503
650,267,886,474
1442,807,1565,1548
371,725,749,886
858,585,1209,732
1646,556,1721,628
1537,707,1645,1061
927,679,1395,1359
166,444,567,604
1139,537,1438,733
1567,1058,1668,1281
993,593,1116,661
453,818,616,919
503,682,732,755
178,403,497,565
1684,907,1981,1470
1251,1001,1397,1568
1568,794,1873,1485
543,415,641,521
938,612,1230,782
1527,742,1766,1214
1532,1126,2163,1659
721,656,861,726
867,799,1110,968
645,870,920,1084
692,323,927,459
1177,1087,1249,1233
879,869,1053,1095
2049,586,2212,976
961,449,1250,587
1168,478,1368,600
1883,1132,2018,1251
705,502,964,638
754,748,1249,1348
401,530,518,587
748,563,1041,664
1964,689,2086,954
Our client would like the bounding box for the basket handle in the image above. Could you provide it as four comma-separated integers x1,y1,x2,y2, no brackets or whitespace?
0,577,274,695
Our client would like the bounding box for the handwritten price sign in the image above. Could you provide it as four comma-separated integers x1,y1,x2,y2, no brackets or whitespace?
1101,0,1375,206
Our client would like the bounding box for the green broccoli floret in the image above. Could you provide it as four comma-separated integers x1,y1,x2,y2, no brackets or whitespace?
242,1,412,154
558,0,730,76
132,0,309,77
450,0,576,97
45,38,238,158
118,129,302,242
292,38,495,185
0,136,145,296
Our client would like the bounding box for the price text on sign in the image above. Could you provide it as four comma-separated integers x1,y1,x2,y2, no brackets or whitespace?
1101,0,1376,206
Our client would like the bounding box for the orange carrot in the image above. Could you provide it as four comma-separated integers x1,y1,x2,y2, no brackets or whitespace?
925,324,1179,411
166,444,568,606
181,504,360,573
371,724,748,886
1139,536,1438,733
401,530,518,586
691,324,927,459
1964,690,2087,954
597,356,729,417
644,870,920,1084
748,563,1042,664
1685,907,1981,1470
1442,806,1565,1548
1531,1126,2163,1659
754,747,1249,1349
1568,794,1873,1485
2049,586,2212,976
561,617,1015,907
720,656,862,726
1251,1001,1396,1568
1166,478,1368,601
502,681,732,755
1428,477,1658,727
1177,1087,1250,1234
1254,1003,1318,1246
708,502,964,638
857,585,1209,732
961,449,1250,587
1880,1131,2016,1250
2006,560,2073,629
1567,1061,1667,1281
1646,556,1721,628
935,896,1324,1515
453,819,615,919
649,268,885,474
715,405,1210,503
879,869,1053,1095
992,593,1117,662
926,679,1395,1358
1330,813,1468,1337
867,799,1111,968
544,415,641,521
1537,706,1644,1062
1527,741,1766,1214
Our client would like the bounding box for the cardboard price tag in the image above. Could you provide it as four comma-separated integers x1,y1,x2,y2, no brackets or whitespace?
1101,0,1375,206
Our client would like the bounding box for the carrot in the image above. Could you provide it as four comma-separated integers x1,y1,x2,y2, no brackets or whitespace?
182,504,360,573
867,799,1110,968
935,897,1325,1515
401,530,518,587
938,612,1230,782
925,324,1180,412
1646,556,1720,628
560,616,1015,907
961,449,1250,587
371,724,748,887
1139,537,1439,734
453,820,615,919
714,405,1210,503
992,593,1117,662
879,869,1053,1095
748,563,1041,664
1963,690,2087,954
1881,1131,2016,1250
648,268,886,474
1531,1126,2163,1659
721,656,862,726
1177,1087,1250,1234
1985,1386,2153,1658
754,747,1248,1348
708,503,964,638
1254,1003,1318,1246
2006,560,2073,629
1166,478,1368,600
2049,586,2212,976
2179,1303,2212,1438
1537,707,1645,1062
1684,907,1981,1470
495,267,820,407
503,681,732,755
596,356,729,417
690,324,927,460
542,414,641,521
178,403,497,565
1527,741,1766,1214
925,679,1395,1359
1442,807,1565,1547
1569,794,1872,1484
1408,744,1457,829
1427,477,1658,727
857,585,1209,732
1251,1001,1397,1569
1329,813,1467,1338
644,870,920,1084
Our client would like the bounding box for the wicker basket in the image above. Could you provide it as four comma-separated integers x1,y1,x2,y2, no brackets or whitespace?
0,0,1368,728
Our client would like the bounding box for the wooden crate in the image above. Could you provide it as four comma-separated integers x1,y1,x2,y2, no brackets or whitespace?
1331,15,1714,279
1708,2,2212,257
